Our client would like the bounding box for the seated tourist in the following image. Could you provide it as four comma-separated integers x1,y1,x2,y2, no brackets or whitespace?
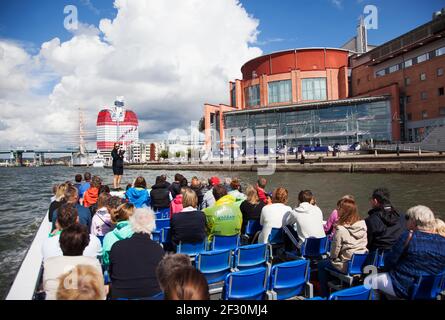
56,264,106,300
203,184,243,242
156,253,192,294
201,176,220,209
109,208,165,299
366,188,406,253
256,177,269,204
82,175,102,208
102,203,135,267
73,174,83,194
228,178,247,202
283,190,325,245
52,185,92,232
43,224,102,300
190,177,205,210
91,195,121,238
164,266,209,300
43,203,102,260
365,205,445,299
258,187,292,244
78,172,91,199
324,195,355,239
124,176,151,208
150,175,172,212
170,188,207,248
50,184,58,203
48,183,68,222
239,185,266,235
88,185,112,216
317,199,368,297
170,187,187,217
169,173,186,199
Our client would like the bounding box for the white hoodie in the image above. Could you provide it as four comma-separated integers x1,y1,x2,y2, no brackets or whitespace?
283,202,325,244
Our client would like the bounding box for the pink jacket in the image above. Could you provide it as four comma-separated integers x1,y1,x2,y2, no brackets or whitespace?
324,209,339,239
170,194,183,217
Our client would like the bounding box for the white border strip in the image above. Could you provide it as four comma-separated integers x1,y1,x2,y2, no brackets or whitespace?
6,212,51,300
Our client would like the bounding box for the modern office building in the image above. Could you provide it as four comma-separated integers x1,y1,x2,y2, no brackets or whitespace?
203,10,445,148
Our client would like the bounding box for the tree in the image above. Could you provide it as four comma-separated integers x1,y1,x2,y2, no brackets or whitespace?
159,150,169,159
198,117,205,132
175,151,182,158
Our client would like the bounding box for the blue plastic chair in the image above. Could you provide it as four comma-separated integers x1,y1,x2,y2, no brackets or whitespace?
411,271,445,300
328,285,373,300
154,212,163,220
267,259,312,300
223,267,268,300
327,252,369,287
300,237,328,259
152,218,170,242
177,240,207,257
242,220,262,244
267,228,285,260
211,235,240,251
195,249,233,285
374,250,386,269
268,228,284,245
155,208,170,219
160,227,171,247
233,244,268,271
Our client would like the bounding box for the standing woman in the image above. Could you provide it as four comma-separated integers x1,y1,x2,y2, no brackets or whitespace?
111,143,125,190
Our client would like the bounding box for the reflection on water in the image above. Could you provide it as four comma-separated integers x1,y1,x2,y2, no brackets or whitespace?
0,166,444,299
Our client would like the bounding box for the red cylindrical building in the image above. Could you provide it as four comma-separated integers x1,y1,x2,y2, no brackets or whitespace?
96,108,139,152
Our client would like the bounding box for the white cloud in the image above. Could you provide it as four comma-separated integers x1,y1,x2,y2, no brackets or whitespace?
0,0,262,150
330,0,343,9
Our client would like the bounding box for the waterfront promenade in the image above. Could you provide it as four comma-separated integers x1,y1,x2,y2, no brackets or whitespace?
111,153,445,173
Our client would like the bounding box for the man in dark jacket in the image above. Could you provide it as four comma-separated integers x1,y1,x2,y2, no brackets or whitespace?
365,188,406,252
169,173,184,199
150,176,172,211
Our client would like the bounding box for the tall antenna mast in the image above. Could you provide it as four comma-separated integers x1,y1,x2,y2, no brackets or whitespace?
79,106,87,155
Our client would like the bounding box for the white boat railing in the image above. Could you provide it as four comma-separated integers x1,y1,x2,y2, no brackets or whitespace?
6,212,51,300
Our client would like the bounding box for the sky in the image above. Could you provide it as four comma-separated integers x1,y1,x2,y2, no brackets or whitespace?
0,0,443,151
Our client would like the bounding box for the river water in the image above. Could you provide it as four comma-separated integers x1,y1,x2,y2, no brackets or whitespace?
0,166,444,299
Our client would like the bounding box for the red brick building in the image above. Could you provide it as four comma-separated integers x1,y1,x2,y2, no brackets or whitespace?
350,13,445,142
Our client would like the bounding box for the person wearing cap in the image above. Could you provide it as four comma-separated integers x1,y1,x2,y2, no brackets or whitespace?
201,176,220,209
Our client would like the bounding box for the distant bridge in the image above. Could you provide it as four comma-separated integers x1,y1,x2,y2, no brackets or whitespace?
0,149,97,166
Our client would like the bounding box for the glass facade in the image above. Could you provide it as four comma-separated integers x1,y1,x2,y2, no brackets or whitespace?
245,85,260,107
224,99,392,147
268,80,292,104
302,78,327,101
231,86,236,107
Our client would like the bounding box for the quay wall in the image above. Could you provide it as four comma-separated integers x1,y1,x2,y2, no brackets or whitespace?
115,161,445,173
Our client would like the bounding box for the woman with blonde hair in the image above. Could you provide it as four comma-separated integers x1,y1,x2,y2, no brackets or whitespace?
48,183,69,222
240,185,266,235
56,265,106,300
102,203,135,267
324,195,355,239
317,198,368,297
